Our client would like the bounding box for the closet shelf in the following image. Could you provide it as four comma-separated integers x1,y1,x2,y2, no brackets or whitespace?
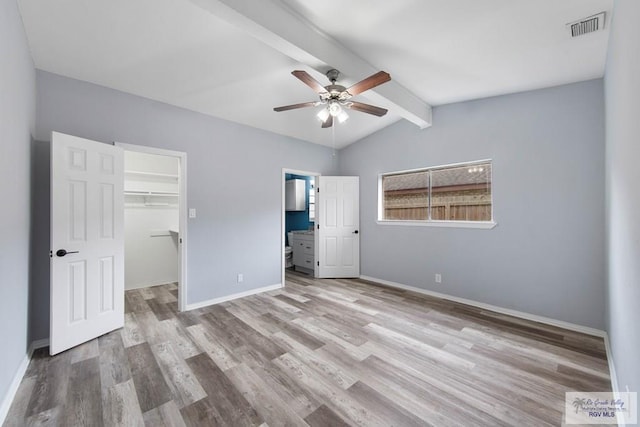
125,190,178,197
124,170,179,180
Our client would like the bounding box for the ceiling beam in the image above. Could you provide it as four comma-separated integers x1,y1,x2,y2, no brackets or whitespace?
190,0,432,129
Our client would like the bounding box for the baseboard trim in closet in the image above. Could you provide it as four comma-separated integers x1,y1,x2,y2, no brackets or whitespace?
359,275,606,338
30,338,50,351
186,283,283,311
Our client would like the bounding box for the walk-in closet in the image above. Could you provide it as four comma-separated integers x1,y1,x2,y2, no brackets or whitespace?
124,150,180,290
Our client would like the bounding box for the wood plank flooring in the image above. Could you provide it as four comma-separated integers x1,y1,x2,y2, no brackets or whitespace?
4,272,612,426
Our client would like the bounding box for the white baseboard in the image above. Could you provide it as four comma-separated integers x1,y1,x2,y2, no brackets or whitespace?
360,275,624,414
603,334,626,426
0,354,30,424
30,338,49,351
125,281,177,291
359,275,606,337
604,334,620,393
0,338,47,425
186,283,283,311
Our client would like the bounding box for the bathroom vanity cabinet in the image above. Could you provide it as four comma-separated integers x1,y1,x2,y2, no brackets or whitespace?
291,232,314,275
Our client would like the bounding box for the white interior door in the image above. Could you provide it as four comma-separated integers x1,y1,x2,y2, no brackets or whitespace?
50,132,124,355
317,176,360,278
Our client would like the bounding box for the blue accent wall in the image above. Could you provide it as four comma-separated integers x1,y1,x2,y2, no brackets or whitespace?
285,174,313,245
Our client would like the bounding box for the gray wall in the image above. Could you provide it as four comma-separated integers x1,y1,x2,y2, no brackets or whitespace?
604,0,640,394
32,70,337,341
0,0,35,409
339,80,606,329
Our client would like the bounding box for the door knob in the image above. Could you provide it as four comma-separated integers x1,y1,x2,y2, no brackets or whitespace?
353,230,359,234
56,249,79,257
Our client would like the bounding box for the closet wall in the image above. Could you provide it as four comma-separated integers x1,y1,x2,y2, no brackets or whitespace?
124,151,179,290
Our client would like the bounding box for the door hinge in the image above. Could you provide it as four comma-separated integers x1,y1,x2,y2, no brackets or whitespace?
317,187,319,193
49,250,53,258
317,261,319,266
317,224,319,230
179,238,182,244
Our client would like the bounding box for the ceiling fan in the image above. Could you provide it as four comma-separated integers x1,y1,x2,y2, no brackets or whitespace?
273,69,391,128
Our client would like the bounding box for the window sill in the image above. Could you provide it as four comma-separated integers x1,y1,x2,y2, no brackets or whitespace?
376,220,497,229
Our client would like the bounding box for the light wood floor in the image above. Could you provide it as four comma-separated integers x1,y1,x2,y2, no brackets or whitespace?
4,271,611,426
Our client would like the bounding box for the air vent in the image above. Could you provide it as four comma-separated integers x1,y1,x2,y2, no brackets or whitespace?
567,12,606,37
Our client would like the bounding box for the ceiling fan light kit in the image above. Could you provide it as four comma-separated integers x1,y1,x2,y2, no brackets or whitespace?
328,100,342,116
317,108,330,123
274,68,391,128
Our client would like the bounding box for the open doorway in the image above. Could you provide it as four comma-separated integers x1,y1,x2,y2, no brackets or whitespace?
116,143,188,311
282,168,320,286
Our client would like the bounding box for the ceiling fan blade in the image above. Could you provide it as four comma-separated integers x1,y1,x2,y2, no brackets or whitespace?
347,101,388,117
343,71,391,97
273,101,318,112
321,115,333,128
292,70,328,94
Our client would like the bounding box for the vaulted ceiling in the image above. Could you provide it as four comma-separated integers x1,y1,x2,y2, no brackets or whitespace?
18,0,613,148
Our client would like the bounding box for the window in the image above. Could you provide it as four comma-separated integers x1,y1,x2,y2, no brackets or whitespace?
379,160,493,226
308,177,315,222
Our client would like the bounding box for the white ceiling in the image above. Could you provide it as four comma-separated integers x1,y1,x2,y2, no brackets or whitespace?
18,0,613,148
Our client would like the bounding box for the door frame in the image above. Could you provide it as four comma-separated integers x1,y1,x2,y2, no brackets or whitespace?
116,142,188,312
281,168,320,286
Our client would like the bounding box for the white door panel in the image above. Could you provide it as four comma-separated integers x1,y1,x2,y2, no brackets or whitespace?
317,176,359,278
51,132,124,355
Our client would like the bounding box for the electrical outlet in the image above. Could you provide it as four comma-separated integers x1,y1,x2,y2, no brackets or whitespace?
189,208,196,218
435,273,442,283
237,273,243,283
